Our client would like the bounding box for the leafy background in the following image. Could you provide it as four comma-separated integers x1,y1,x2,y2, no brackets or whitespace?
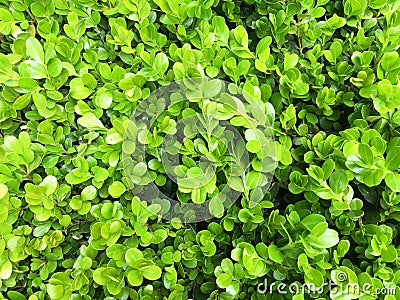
0,0,400,299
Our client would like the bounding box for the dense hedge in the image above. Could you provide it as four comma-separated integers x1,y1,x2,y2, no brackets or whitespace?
0,0,400,299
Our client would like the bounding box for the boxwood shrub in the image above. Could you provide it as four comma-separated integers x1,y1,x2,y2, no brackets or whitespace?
0,0,400,299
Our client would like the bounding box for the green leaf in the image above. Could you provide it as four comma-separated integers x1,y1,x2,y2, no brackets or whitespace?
0,183,9,223
386,146,400,170
0,8,13,22
245,171,262,190
98,90,113,109
268,244,284,263
18,78,38,91
78,113,105,130
25,60,47,79
385,173,400,192
13,94,32,110
106,132,123,144
81,185,97,201
358,143,374,165
127,269,143,286
65,170,92,185
0,53,16,82
344,0,367,16
0,183,8,200
209,197,224,218
125,248,144,267
381,245,397,262
133,162,147,176
233,25,249,48
325,14,346,29
155,52,169,74
71,86,93,100
246,140,261,153
40,175,58,196
336,240,350,257
302,214,325,231
108,181,126,198
47,58,62,77
26,37,45,64
329,170,348,194
93,268,108,285
141,264,162,280
309,229,339,248
284,53,299,71
204,79,222,98
216,273,232,288
6,291,27,300
0,260,12,280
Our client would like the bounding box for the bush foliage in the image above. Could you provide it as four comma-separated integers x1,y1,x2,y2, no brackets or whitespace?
0,0,400,299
